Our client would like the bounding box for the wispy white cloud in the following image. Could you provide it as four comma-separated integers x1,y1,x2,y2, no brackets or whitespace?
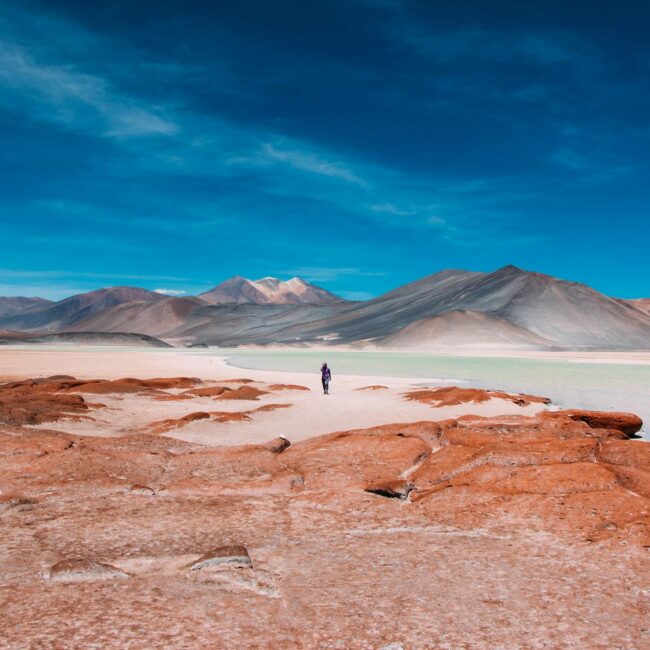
154,288,187,296
0,0,593,263
369,203,415,216
258,143,368,186
0,41,177,137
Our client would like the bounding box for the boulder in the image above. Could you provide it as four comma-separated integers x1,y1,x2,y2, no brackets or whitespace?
188,546,252,570
49,559,130,582
549,410,643,436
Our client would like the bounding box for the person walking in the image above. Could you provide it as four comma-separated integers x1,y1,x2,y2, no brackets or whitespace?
320,362,332,395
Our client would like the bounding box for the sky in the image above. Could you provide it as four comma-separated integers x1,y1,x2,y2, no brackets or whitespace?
1,0,649,301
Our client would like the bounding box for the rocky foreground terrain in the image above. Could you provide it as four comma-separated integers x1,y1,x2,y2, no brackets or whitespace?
0,376,649,648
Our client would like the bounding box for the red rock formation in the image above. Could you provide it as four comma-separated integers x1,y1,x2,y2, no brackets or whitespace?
267,384,310,391
403,386,551,407
365,478,414,499
216,386,269,400
145,404,293,434
252,403,292,413
49,559,131,582
184,385,231,397
356,385,389,391
188,545,252,570
68,377,202,394
0,378,94,425
184,385,270,400
152,393,195,401
262,436,291,453
542,409,643,436
1,377,648,648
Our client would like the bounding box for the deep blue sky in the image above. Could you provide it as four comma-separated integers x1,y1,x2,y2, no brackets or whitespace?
1,0,649,300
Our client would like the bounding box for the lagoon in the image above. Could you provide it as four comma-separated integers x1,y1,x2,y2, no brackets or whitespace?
225,349,650,438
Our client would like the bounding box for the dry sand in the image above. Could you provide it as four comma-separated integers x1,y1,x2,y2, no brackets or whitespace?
0,346,549,445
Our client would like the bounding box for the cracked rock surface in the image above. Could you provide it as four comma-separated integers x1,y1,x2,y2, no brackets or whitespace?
0,377,648,648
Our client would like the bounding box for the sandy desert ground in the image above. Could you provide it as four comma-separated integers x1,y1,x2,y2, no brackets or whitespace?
0,347,648,649
0,347,552,446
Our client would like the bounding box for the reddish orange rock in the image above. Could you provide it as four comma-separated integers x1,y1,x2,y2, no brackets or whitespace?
268,383,310,391
543,409,643,436
263,436,291,453
217,386,268,400
49,559,130,582
146,411,211,434
365,478,414,499
252,403,292,413
209,411,253,423
188,545,252,570
0,379,92,425
184,386,231,397
67,377,202,394
403,386,550,408
0,378,648,648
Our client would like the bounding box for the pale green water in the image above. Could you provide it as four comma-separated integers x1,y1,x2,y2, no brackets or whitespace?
224,349,650,438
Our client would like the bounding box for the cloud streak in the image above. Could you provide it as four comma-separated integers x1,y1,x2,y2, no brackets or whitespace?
0,41,176,137
260,143,368,186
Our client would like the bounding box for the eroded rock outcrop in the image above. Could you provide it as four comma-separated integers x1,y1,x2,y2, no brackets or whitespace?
188,545,252,570
1,377,648,648
0,378,94,425
49,559,131,582
542,409,643,436
267,384,310,392
145,403,293,435
403,386,551,407
183,384,270,400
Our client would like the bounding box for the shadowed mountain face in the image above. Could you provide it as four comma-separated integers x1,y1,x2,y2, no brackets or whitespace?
4,267,650,350
272,265,650,350
376,311,555,350
0,296,52,318
0,287,164,333
71,300,344,345
199,276,344,305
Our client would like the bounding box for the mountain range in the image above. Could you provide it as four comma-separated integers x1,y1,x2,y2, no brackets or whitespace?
1,267,649,350
0,287,164,332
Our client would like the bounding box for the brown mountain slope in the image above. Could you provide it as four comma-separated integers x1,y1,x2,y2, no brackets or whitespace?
0,287,164,332
624,298,650,316
0,296,52,318
377,310,555,350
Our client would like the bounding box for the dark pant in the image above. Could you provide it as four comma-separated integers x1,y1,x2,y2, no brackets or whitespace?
322,378,329,393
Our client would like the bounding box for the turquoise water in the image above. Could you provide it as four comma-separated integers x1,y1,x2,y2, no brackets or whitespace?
223,349,650,438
